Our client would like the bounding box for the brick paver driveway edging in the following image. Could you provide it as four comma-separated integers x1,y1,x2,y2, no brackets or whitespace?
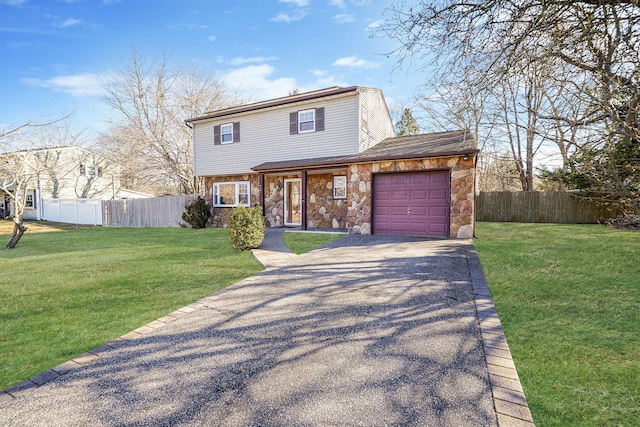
0,235,498,426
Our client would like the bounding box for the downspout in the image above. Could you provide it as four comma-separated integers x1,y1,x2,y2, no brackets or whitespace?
473,152,478,239
37,175,42,221
259,173,265,217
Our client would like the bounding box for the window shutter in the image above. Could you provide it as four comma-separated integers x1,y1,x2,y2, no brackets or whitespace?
214,125,221,145
289,112,298,135
315,107,325,131
233,122,240,142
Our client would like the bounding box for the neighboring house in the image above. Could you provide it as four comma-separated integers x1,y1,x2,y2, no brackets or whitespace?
0,146,121,220
186,86,478,238
119,188,154,199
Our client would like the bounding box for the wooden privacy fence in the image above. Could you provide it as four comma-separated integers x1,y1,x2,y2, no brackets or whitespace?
102,195,197,228
476,191,618,224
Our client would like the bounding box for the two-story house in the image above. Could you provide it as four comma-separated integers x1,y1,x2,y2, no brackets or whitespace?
186,86,478,238
1,146,121,220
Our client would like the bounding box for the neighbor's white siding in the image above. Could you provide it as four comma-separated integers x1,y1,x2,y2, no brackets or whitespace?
358,88,396,152
34,147,119,200
193,93,360,176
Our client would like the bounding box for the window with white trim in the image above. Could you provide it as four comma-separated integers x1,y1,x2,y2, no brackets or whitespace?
298,109,315,133
290,107,324,134
333,176,347,199
25,191,35,209
220,123,234,144
213,181,251,207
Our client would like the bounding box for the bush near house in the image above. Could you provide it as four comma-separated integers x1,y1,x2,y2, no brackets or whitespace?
228,205,265,251
181,196,212,229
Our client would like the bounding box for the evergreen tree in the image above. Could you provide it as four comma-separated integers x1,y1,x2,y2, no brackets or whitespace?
395,108,420,136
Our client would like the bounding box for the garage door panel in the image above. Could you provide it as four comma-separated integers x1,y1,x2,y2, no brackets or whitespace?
374,171,450,237
410,207,427,216
429,189,448,200
391,206,408,215
410,190,427,200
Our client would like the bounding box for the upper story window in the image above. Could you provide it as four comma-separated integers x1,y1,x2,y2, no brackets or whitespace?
87,165,102,177
361,105,369,131
213,181,250,207
214,122,240,145
290,107,324,135
220,123,234,143
298,110,315,133
80,164,101,177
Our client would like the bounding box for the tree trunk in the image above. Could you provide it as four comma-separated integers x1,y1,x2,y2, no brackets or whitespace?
6,220,28,249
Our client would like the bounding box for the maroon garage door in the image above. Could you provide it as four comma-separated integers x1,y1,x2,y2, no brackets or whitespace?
373,171,450,237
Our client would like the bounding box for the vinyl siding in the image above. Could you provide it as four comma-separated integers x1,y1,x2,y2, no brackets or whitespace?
193,94,361,176
358,88,396,152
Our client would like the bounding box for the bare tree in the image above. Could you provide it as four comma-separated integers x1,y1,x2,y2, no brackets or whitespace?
1,117,73,248
99,48,244,195
380,1,640,209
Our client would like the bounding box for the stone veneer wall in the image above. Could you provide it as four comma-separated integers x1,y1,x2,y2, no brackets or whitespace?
204,174,261,228
306,173,348,229
203,156,475,238
346,156,476,239
262,174,348,229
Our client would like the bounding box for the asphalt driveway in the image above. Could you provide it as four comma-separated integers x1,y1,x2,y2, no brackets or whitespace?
0,235,501,426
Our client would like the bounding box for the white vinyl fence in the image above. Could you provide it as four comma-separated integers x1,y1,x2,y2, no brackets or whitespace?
42,198,103,225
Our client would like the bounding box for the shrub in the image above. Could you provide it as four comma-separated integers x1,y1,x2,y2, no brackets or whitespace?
181,196,212,229
228,205,265,251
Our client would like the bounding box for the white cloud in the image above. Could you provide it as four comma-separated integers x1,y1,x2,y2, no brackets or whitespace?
367,19,383,30
58,18,81,28
221,65,350,102
207,35,217,42
270,11,308,23
333,14,354,24
330,0,346,8
229,56,279,66
332,56,379,69
221,65,297,101
21,73,104,97
304,69,348,89
279,0,309,6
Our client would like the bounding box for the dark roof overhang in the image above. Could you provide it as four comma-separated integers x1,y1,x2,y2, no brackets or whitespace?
185,86,359,125
251,130,479,173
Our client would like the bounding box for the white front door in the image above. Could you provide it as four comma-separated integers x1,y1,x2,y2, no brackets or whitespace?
284,178,302,226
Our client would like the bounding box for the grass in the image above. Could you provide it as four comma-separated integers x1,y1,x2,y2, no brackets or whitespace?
282,230,345,254
474,222,639,426
0,222,263,391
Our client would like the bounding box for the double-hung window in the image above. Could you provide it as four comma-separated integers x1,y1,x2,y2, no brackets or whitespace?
213,181,250,207
290,107,324,134
25,191,35,209
298,109,315,133
220,123,234,144
333,176,347,199
214,122,240,145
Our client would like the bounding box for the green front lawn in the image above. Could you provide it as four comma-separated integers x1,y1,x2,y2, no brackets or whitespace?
0,224,263,391
474,223,639,426
282,230,345,254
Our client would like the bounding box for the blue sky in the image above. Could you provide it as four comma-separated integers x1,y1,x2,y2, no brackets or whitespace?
0,0,426,136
